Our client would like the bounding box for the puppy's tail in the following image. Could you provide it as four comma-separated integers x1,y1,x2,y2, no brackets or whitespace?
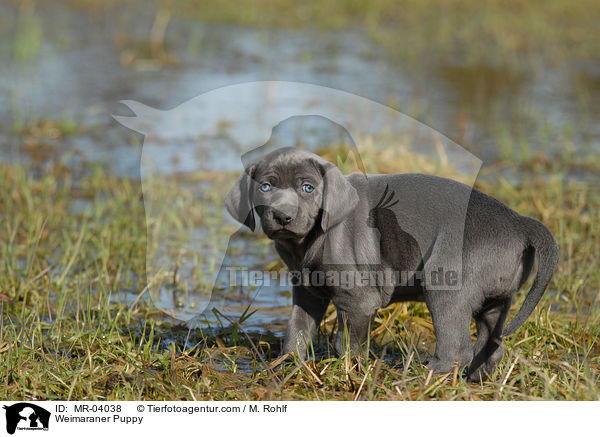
503,216,559,337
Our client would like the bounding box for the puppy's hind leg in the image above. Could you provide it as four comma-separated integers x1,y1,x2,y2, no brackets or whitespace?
467,298,511,382
425,289,474,374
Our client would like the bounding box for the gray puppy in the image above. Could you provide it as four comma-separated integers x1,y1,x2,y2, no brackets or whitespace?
224,147,558,381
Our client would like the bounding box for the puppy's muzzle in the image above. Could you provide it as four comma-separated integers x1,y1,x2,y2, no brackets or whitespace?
268,189,299,227
272,209,294,226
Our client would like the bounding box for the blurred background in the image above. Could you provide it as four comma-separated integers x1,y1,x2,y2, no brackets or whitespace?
1,0,598,177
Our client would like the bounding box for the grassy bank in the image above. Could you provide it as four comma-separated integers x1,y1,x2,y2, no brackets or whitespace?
1,146,598,400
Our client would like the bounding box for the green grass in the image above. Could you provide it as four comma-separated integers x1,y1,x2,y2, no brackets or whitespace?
1,142,599,400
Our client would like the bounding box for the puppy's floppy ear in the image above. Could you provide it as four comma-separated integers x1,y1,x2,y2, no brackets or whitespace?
224,165,256,231
319,161,359,231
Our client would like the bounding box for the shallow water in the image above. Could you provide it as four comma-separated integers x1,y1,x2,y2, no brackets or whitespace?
1,1,599,332
2,2,599,174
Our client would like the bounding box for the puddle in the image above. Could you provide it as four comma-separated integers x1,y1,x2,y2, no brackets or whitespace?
1,1,598,177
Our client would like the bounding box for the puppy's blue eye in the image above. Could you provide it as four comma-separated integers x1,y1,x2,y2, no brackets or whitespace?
302,183,314,193
259,183,271,192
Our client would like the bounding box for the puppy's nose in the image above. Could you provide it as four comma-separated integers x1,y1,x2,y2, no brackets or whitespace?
273,211,293,226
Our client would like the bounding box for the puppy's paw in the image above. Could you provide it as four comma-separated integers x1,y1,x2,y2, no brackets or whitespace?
333,338,367,358
467,343,505,382
466,367,491,383
466,358,499,382
426,357,456,374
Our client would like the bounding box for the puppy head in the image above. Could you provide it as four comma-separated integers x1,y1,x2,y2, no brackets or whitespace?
224,147,359,240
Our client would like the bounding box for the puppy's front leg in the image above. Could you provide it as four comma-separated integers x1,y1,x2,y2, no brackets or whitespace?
333,310,375,356
282,286,329,358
